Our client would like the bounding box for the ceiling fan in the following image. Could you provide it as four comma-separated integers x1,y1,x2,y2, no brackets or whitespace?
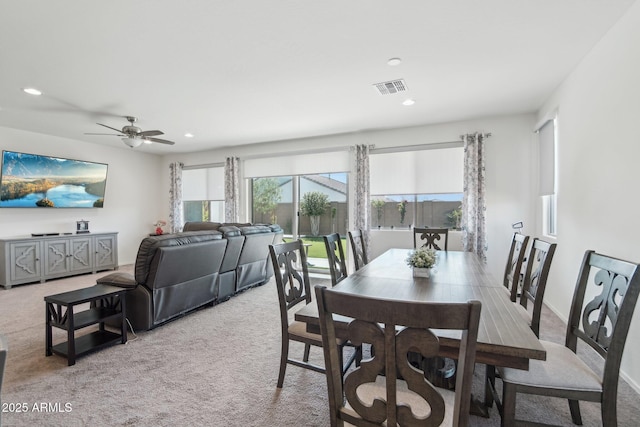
85,116,176,148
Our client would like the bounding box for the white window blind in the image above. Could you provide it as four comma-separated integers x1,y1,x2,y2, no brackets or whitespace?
370,147,464,195
244,151,350,178
182,167,225,201
538,119,556,196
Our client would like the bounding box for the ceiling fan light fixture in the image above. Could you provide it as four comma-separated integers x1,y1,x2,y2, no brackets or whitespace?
122,136,143,148
142,138,152,144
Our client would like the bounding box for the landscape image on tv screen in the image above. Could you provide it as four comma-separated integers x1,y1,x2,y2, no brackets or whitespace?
0,150,108,208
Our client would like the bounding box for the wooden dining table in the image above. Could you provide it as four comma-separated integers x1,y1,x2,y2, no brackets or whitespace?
295,248,546,371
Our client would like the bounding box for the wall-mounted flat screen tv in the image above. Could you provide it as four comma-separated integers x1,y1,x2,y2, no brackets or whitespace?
0,150,108,208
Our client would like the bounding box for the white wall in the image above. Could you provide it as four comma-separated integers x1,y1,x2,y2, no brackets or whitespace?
535,1,640,390
0,127,164,264
165,113,536,282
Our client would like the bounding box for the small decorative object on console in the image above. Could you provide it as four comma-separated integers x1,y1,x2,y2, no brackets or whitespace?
76,220,90,234
154,220,167,235
406,247,437,278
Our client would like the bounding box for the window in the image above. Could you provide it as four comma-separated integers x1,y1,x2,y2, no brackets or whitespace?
182,166,225,224
538,117,557,236
370,146,464,229
244,150,350,238
250,173,348,237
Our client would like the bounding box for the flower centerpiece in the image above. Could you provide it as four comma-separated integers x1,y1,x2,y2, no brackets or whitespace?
406,247,437,278
154,220,167,235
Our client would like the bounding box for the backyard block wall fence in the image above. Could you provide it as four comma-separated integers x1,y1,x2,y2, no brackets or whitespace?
253,200,461,236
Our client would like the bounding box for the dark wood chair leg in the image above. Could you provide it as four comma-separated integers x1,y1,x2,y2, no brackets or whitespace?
602,399,617,427
277,338,289,388
501,382,517,427
568,399,583,425
303,343,311,362
485,364,496,408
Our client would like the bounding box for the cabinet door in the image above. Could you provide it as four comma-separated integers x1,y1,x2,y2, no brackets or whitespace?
44,239,70,276
10,241,41,282
94,235,117,270
69,237,92,273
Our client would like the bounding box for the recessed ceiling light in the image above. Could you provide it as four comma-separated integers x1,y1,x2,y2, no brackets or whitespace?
22,87,42,96
184,133,194,138
402,99,415,106
387,58,402,66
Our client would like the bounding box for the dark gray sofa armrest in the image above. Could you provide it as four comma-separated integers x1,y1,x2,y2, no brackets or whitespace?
97,272,137,289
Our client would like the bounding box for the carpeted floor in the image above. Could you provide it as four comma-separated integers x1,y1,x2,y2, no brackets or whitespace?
1,267,639,426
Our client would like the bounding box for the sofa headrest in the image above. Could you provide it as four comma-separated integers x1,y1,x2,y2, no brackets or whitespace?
183,221,282,235
135,231,223,283
182,221,222,231
218,225,242,237
239,225,271,235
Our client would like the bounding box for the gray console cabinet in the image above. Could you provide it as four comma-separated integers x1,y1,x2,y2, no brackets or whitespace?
0,233,118,289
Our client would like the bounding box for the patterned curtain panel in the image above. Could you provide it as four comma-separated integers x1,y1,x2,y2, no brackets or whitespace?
462,133,488,262
224,157,240,223
169,162,184,233
353,144,371,251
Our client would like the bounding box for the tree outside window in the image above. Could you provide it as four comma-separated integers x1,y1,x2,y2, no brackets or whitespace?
253,178,282,224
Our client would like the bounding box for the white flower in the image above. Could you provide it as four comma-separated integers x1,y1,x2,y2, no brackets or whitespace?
406,248,437,269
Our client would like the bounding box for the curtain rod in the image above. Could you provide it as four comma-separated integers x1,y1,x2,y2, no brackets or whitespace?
370,140,462,154
183,162,225,170
184,132,489,166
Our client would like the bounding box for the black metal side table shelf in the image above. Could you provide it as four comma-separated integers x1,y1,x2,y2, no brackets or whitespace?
45,284,127,366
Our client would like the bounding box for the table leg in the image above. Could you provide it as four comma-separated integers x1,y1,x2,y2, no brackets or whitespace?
45,303,52,356
120,294,127,344
67,305,76,366
470,395,491,418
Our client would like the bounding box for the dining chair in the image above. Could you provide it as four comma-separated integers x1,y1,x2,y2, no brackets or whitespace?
517,238,557,338
315,285,481,427
484,238,556,409
413,227,449,251
503,233,529,302
269,240,354,388
498,250,640,426
324,233,348,286
347,229,368,271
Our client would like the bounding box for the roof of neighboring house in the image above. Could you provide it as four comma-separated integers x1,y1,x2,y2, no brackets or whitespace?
303,175,346,194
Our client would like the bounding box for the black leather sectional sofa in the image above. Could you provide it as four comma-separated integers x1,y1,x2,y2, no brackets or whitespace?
97,222,283,331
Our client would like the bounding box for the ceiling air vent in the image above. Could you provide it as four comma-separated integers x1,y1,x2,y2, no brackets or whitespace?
373,79,408,95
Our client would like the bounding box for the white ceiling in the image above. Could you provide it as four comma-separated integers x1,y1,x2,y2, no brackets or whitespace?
0,0,635,154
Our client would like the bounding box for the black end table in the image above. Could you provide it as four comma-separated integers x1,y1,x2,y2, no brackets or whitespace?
45,284,127,366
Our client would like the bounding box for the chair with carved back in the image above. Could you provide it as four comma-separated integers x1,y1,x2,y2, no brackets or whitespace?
503,233,530,302
484,238,556,409
315,286,481,427
413,227,449,251
269,240,354,388
497,250,640,426
348,229,368,271
324,233,348,286
517,238,557,338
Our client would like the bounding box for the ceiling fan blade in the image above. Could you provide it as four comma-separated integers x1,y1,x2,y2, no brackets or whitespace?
140,130,164,137
97,123,125,133
85,132,124,136
147,137,175,145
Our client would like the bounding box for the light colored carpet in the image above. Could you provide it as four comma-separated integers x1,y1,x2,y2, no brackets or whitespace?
1,267,639,426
